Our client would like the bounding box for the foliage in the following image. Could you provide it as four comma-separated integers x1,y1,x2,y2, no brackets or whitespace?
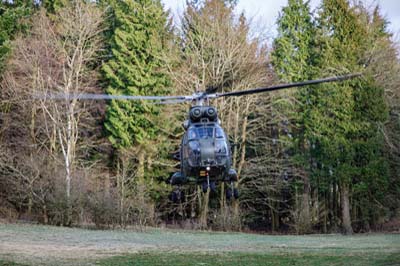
0,1,34,74
271,0,316,234
102,0,170,149
271,0,394,234
0,0,398,232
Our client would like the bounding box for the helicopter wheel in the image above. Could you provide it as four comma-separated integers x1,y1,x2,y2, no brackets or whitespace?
210,181,216,192
226,187,232,200
233,187,239,199
202,182,208,193
226,184,239,200
169,189,185,203
179,191,185,202
202,181,216,193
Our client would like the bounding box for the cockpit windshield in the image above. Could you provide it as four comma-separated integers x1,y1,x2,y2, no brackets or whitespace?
215,127,224,138
188,126,225,140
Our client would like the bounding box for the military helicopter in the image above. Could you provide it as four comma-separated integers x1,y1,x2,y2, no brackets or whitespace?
44,73,361,202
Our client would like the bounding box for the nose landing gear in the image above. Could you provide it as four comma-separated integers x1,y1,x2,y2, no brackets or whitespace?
169,169,239,202
202,172,217,193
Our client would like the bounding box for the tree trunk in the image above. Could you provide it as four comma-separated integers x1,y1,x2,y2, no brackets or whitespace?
219,182,227,229
271,206,276,232
104,172,110,198
298,174,311,233
43,205,48,224
117,159,125,226
332,182,338,230
323,196,328,233
232,100,250,231
341,184,353,235
200,188,210,229
137,149,147,227
58,109,75,226
137,150,146,203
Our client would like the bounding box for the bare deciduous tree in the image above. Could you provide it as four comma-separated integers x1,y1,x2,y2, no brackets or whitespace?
1,2,105,225
168,0,272,229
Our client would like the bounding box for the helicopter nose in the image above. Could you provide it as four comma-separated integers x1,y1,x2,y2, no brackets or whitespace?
199,139,215,165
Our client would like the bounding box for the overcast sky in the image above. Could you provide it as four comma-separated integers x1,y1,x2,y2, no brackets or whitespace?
161,0,400,39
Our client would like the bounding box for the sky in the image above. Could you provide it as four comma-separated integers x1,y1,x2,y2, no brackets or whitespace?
161,0,400,39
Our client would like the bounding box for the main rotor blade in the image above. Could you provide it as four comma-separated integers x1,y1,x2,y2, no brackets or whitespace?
40,93,192,103
213,73,362,98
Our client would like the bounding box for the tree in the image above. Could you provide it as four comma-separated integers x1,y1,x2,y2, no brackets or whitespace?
101,0,171,226
173,0,271,229
103,0,170,149
272,0,393,234
314,0,390,234
1,2,105,225
350,4,398,231
271,0,316,234
0,1,34,74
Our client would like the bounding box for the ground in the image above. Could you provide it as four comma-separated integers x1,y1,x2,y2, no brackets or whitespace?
0,223,399,266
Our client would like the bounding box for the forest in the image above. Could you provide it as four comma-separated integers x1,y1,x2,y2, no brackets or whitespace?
0,0,399,235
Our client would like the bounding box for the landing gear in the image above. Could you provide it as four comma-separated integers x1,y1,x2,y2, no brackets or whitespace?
202,181,216,193
169,187,185,203
228,168,238,182
170,172,186,185
226,181,239,200
201,171,216,193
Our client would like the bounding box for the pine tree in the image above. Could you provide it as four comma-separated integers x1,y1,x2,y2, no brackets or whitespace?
102,0,170,149
314,0,364,235
272,0,315,82
348,5,391,231
101,0,171,225
272,0,391,234
271,0,316,233
0,1,33,74
315,0,389,234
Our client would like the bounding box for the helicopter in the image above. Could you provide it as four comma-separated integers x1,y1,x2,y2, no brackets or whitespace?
43,73,361,202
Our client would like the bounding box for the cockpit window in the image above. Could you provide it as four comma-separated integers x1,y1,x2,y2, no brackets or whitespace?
215,127,225,138
188,127,215,140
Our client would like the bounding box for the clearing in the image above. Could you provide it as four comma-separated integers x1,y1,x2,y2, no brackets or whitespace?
0,223,399,266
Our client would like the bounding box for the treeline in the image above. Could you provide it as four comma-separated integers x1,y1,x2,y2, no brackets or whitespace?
0,0,399,234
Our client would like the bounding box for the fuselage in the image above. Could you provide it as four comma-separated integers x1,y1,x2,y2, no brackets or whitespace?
170,105,238,186
181,122,231,182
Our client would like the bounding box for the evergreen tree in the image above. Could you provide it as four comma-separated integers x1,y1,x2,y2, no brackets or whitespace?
313,0,364,235
0,1,34,74
41,0,69,14
101,0,171,225
102,0,170,149
271,0,316,233
315,0,389,234
349,5,392,231
272,0,315,82
273,0,391,234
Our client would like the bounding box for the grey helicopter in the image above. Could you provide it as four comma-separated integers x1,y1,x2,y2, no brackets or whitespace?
43,73,361,202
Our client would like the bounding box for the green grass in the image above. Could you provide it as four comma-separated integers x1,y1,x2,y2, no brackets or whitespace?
1,224,399,266
0,261,28,266
96,252,400,266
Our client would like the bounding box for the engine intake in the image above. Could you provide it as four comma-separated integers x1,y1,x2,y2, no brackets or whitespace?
189,106,218,122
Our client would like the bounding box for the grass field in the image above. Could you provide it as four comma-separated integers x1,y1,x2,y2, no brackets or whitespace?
0,223,399,266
